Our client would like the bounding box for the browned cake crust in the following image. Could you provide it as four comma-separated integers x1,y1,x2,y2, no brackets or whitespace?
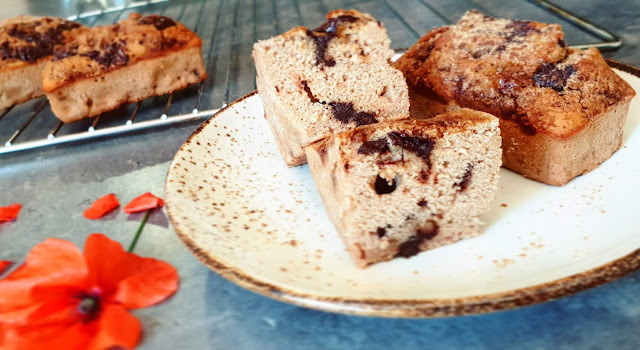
305,109,502,267
42,13,207,122
394,10,636,186
253,9,409,166
0,16,83,110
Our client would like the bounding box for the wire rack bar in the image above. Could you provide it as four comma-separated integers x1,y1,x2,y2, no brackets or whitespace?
0,109,218,155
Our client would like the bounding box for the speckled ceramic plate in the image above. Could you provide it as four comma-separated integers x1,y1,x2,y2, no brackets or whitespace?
165,61,640,317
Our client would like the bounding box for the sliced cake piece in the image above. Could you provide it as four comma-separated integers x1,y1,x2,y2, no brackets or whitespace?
0,16,84,110
305,109,502,268
253,9,409,166
42,13,207,123
394,10,635,186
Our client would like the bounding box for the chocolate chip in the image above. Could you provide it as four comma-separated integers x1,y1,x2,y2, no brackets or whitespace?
162,37,180,50
374,175,397,195
138,15,177,31
471,48,489,59
395,221,439,258
533,62,575,92
396,236,423,258
456,163,474,192
417,169,430,183
376,227,387,238
358,139,389,155
329,102,377,126
313,15,359,34
503,20,539,42
301,80,319,103
307,15,360,67
417,199,428,208
387,131,435,167
413,42,435,62
53,46,77,60
82,40,129,68
558,38,567,48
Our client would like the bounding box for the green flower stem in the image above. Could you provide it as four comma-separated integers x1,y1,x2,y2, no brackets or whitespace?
128,210,152,252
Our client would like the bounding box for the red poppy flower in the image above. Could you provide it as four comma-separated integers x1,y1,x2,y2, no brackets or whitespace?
123,193,164,214
0,234,178,349
0,261,11,274
83,194,120,220
0,204,21,222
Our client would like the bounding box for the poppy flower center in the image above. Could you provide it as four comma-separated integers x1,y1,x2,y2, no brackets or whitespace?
77,293,102,321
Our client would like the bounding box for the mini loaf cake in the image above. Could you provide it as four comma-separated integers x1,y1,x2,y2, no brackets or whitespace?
42,13,207,123
253,9,410,166
305,109,502,267
0,16,83,110
394,10,636,186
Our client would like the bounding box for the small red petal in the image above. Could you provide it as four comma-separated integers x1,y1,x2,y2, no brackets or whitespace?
84,194,120,220
0,260,12,274
0,203,21,222
123,192,164,214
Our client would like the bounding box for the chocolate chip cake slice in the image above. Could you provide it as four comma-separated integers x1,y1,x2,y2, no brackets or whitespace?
0,16,84,110
305,109,502,268
394,10,636,186
253,9,409,166
42,13,207,123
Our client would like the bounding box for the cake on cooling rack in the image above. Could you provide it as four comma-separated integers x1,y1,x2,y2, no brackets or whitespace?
305,109,502,267
394,10,636,186
253,9,409,166
42,13,207,123
0,16,84,111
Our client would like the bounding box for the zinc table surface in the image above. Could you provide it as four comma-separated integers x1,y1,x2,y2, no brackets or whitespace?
1,0,639,349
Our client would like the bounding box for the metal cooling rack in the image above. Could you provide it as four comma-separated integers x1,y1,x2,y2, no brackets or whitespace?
0,0,622,155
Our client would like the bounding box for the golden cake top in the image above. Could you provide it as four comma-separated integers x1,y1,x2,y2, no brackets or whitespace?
394,10,635,138
42,13,202,92
0,16,83,70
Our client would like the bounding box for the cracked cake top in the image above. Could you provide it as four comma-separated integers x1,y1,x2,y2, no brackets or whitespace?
394,10,635,138
42,13,202,92
0,16,83,69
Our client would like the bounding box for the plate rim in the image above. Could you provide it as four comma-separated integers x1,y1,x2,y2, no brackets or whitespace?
165,59,640,318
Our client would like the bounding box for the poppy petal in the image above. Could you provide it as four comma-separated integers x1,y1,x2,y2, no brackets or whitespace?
0,297,94,350
0,260,11,274
83,234,178,309
113,256,178,309
123,192,164,214
0,238,87,314
4,319,96,350
88,304,141,350
83,234,135,297
0,203,21,222
0,288,77,324
84,193,120,220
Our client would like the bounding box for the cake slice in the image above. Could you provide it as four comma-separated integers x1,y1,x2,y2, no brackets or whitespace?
394,10,636,186
42,13,207,123
0,16,83,110
253,9,409,166
305,109,502,267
